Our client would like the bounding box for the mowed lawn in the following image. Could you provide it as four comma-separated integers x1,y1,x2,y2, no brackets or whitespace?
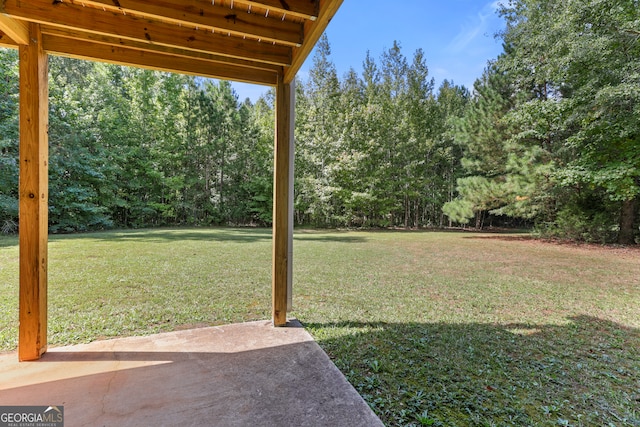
0,228,638,426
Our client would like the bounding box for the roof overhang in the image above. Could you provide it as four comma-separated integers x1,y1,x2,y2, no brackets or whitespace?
0,0,344,85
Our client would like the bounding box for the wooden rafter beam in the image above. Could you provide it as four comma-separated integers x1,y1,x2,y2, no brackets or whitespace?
0,14,28,44
43,35,279,86
235,0,319,21
284,0,342,83
1,0,292,66
69,0,304,47
42,26,282,73
0,29,18,47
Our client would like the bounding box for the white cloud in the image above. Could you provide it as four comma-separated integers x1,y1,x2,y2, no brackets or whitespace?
447,1,502,53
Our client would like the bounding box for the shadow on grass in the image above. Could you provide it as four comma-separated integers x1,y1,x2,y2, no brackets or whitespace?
0,235,18,248
463,234,536,242
304,316,640,426
464,234,640,252
49,227,273,244
47,228,368,244
294,233,368,243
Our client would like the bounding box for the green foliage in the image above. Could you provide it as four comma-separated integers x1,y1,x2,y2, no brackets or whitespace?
536,189,624,243
539,205,619,244
296,37,469,228
0,50,275,231
441,198,474,224
47,58,114,232
495,0,640,243
443,0,640,241
2,2,639,240
0,49,19,233
443,66,516,227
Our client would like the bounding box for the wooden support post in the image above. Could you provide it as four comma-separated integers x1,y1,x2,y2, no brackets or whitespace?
272,74,294,326
18,23,48,361
287,79,295,313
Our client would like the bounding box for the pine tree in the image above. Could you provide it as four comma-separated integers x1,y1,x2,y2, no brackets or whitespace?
499,0,640,243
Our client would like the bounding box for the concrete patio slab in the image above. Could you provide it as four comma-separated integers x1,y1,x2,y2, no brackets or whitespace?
0,320,383,427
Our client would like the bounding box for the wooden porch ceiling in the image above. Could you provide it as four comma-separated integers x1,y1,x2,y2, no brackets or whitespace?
0,0,344,85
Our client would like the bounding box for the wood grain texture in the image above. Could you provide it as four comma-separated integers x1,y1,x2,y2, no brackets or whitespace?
44,35,279,86
0,14,29,44
71,0,304,46
18,23,48,361
0,29,18,47
234,0,319,20
272,75,293,326
41,26,282,72
3,0,292,66
2,0,342,86
285,0,343,83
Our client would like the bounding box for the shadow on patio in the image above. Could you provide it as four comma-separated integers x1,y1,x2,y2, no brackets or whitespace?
0,320,382,427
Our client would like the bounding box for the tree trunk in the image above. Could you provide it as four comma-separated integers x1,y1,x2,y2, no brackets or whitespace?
404,194,409,228
618,197,638,245
475,210,482,230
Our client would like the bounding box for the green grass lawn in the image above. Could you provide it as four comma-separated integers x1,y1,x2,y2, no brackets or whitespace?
1,228,639,426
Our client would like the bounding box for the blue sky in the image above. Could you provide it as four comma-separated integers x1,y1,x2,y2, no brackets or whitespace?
232,0,506,102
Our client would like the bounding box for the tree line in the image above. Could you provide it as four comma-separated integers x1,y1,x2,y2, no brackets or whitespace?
0,37,472,233
0,0,638,243
444,0,639,244
1,51,275,232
